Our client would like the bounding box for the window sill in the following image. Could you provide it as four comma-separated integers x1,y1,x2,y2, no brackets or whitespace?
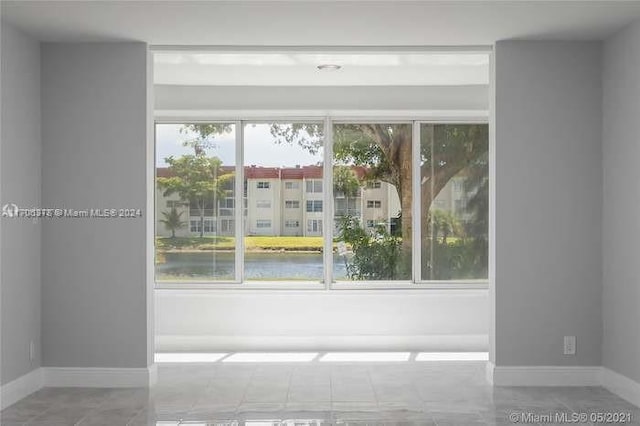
155,281,325,291
155,280,489,291
331,280,488,290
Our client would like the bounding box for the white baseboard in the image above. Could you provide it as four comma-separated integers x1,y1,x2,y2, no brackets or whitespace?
491,365,601,386
485,361,495,385
1,365,157,409
601,367,640,408
43,365,158,388
148,363,158,387
0,368,44,410
156,334,489,352
4,363,638,410
489,365,640,407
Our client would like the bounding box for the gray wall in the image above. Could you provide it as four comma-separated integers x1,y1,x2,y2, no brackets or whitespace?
495,41,603,366
155,85,488,111
602,21,640,383
41,43,151,368
0,23,42,385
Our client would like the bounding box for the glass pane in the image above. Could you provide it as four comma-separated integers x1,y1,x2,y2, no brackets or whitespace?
243,122,324,282
155,123,236,282
420,124,489,281
333,123,412,281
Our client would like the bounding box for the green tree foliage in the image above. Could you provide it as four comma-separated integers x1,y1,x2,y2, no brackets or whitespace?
333,165,362,218
271,123,488,280
157,154,232,238
272,124,414,278
337,216,402,280
180,124,233,155
333,165,361,197
159,207,186,238
430,209,463,244
158,124,235,238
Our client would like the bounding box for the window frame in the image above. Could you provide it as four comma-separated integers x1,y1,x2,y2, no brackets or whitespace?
307,218,323,233
256,200,271,209
256,219,272,228
305,179,323,193
154,114,490,290
306,200,323,213
285,219,300,228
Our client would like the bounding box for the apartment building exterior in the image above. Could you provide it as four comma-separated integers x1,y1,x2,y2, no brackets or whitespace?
156,166,466,238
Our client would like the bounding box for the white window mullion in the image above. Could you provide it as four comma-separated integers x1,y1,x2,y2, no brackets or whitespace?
235,121,244,284
412,121,421,284
323,116,333,289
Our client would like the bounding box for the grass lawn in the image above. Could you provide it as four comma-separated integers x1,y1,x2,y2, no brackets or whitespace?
245,236,323,250
157,236,325,251
157,235,469,252
156,236,235,250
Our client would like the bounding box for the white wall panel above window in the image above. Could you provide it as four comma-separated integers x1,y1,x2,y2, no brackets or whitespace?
154,52,489,86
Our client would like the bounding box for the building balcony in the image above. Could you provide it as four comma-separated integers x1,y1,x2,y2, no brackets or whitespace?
335,208,362,217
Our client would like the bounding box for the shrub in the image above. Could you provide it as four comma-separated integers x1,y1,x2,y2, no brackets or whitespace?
337,216,403,280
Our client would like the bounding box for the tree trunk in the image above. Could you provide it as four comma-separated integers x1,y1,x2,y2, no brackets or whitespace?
359,124,414,278
358,123,488,280
396,139,413,279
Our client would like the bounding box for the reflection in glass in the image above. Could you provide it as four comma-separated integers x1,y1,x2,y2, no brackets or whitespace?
420,124,489,281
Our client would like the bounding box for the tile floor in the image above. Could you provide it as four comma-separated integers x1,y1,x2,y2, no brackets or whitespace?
1,360,639,425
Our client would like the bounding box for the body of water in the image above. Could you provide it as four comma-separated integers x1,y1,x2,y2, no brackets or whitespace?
157,251,348,281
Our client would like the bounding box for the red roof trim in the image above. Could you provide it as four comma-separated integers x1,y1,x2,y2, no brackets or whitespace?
157,165,369,180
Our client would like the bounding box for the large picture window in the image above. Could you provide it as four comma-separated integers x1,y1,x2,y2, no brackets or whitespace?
155,123,237,282
155,120,489,287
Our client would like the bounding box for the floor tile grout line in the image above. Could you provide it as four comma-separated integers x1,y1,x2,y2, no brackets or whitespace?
284,363,295,407
366,366,381,411
236,364,259,414
8,363,640,425
329,364,334,413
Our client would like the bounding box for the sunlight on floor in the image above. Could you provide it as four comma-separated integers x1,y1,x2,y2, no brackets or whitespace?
222,352,319,363
319,352,411,362
154,351,490,364
416,352,489,361
154,353,228,363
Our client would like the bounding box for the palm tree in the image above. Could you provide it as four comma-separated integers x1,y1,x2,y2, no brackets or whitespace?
160,207,186,238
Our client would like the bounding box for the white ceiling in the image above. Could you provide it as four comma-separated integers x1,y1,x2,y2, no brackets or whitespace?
154,51,490,86
2,1,640,46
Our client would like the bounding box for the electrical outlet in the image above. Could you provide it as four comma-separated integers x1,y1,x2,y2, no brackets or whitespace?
29,340,35,362
564,336,576,355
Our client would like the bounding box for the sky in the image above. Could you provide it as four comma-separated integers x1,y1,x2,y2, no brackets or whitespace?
156,123,323,168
